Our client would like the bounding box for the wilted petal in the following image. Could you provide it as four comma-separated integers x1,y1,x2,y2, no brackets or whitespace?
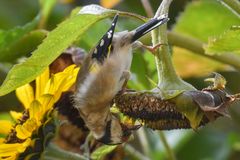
16,84,34,109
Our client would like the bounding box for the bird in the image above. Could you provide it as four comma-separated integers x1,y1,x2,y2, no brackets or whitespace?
73,14,169,145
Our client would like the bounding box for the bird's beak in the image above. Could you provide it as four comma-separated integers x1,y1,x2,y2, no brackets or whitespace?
131,15,169,42
92,14,119,62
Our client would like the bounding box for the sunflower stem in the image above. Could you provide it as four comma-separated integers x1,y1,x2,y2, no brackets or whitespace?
151,0,195,99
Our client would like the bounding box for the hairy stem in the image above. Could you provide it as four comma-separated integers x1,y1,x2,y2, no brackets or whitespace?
219,0,240,17
152,0,177,85
159,132,176,160
151,0,195,99
167,31,240,70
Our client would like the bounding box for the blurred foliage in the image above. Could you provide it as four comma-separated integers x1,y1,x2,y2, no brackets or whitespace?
0,0,240,160
205,27,240,56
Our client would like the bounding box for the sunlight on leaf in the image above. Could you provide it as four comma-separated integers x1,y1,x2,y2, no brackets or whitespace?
173,47,227,78
205,27,240,56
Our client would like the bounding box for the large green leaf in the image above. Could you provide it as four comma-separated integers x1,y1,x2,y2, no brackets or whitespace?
174,0,240,42
2,30,47,62
205,27,240,55
0,14,40,62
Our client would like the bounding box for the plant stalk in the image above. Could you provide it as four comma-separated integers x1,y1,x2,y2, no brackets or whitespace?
220,0,240,17
124,144,150,160
152,0,177,85
137,128,150,156
151,0,195,99
167,31,240,70
159,131,176,160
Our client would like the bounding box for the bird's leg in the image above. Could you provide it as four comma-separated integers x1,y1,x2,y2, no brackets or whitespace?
119,70,131,94
132,41,166,55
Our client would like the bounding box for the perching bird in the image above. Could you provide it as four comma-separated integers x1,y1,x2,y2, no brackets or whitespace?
74,14,169,145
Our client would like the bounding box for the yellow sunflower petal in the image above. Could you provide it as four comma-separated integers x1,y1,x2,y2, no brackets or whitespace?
15,125,32,140
62,64,76,74
44,76,57,95
15,119,37,140
53,66,79,101
16,84,34,109
38,94,55,112
36,68,49,99
61,67,79,92
0,120,12,135
0,138,30,157
0,138,5,143
10,111,22,122
29,100,42,122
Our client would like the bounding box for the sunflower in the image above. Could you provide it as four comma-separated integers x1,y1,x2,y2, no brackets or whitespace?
0,64,79,160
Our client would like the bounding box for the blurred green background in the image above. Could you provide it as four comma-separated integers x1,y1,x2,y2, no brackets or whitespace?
0,0,240,160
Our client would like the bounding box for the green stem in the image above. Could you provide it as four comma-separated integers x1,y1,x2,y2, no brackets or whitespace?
167,31,240,70
220,0,240,17
159,131,176,160
152,0,177,85
137,128,150,156
124,144,150,160
151,0,195,99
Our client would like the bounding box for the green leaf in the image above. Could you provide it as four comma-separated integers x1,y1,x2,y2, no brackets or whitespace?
205,27,240,55
91,145,117,160
0,14,40,62
3,30,47,62
174,0,240,42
